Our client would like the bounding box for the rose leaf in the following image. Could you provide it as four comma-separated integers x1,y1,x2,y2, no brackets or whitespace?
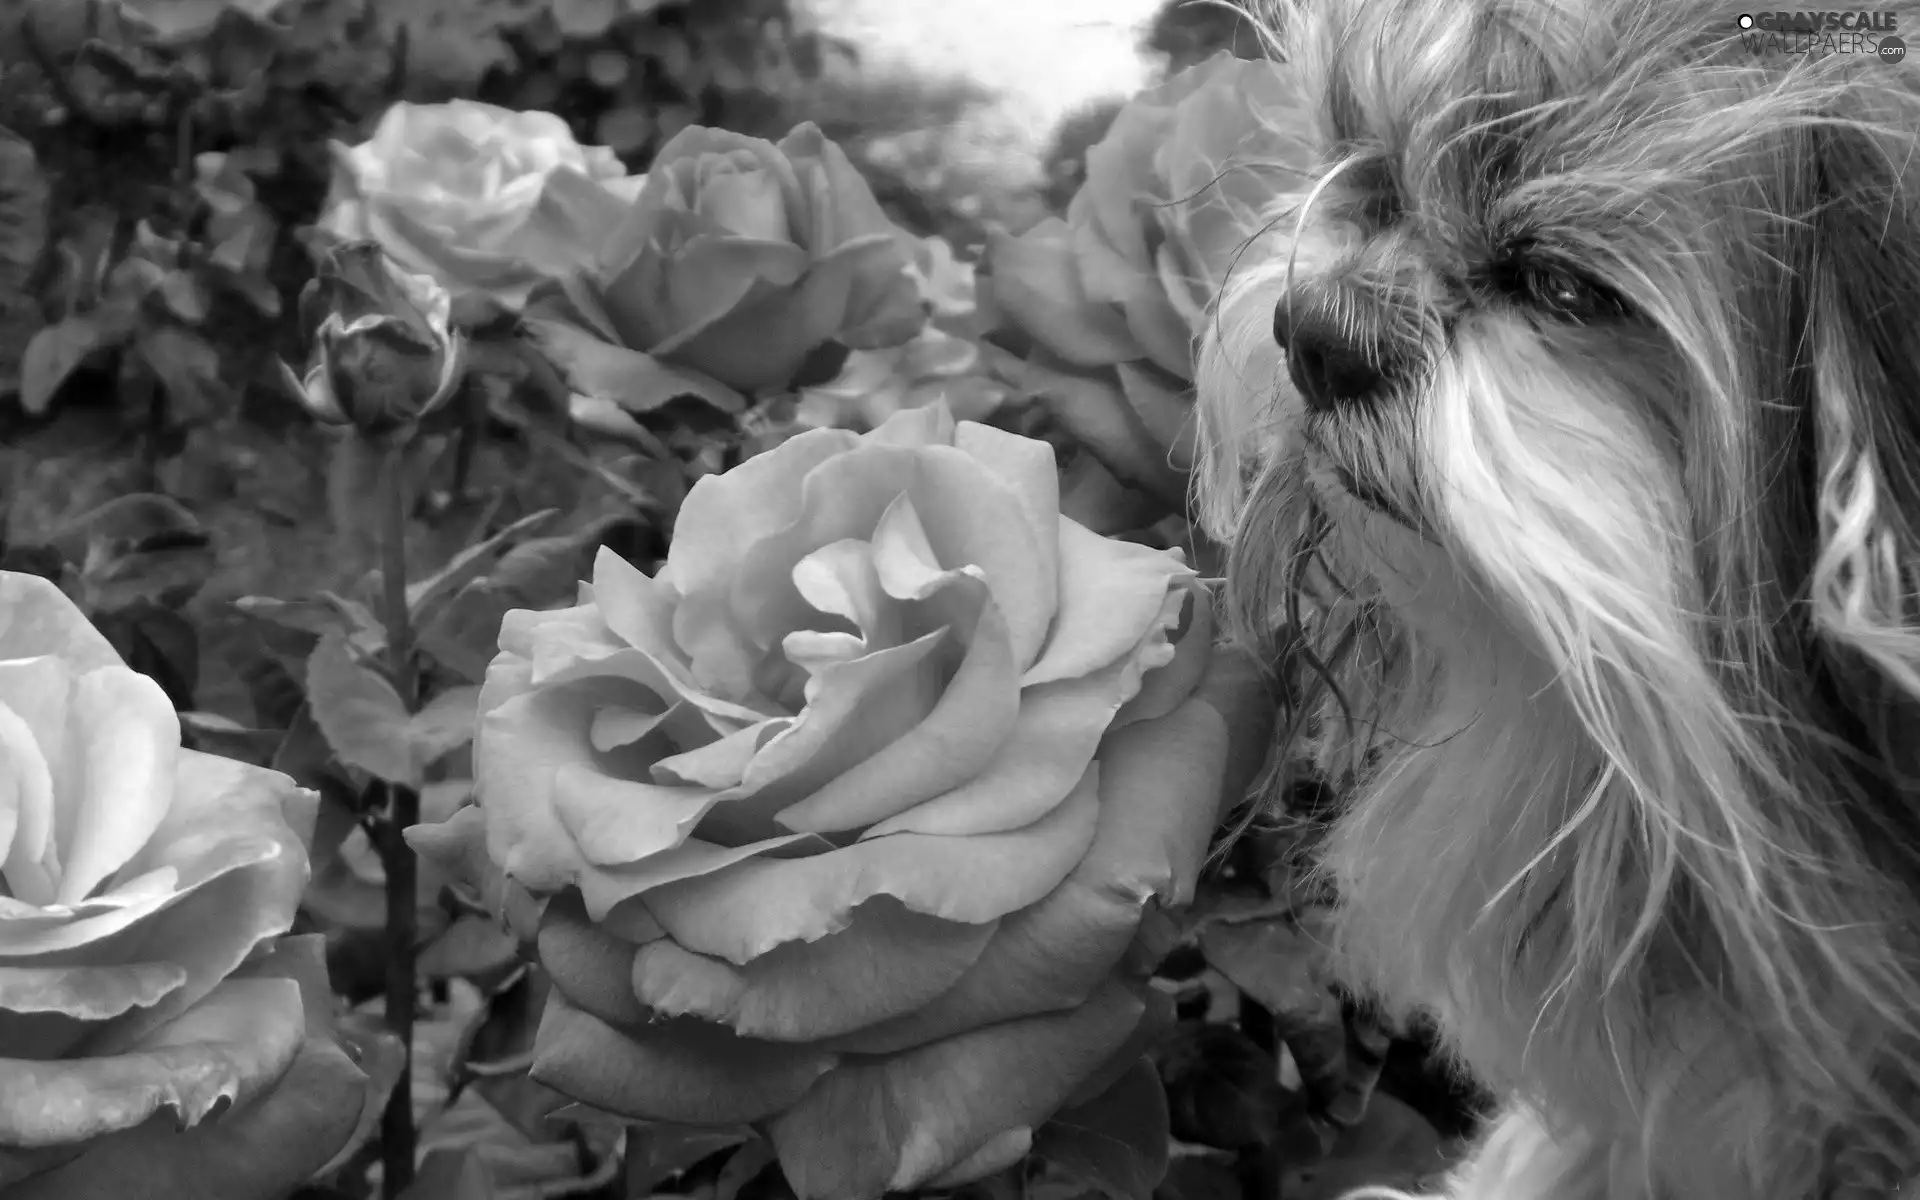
406,508,560,629
407,684,480,767
1032,1056,1171,1200
524,318,745,415
304,631,420,788
19,314,118,415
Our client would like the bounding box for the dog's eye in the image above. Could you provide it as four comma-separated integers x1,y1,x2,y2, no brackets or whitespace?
1497,261,1628,322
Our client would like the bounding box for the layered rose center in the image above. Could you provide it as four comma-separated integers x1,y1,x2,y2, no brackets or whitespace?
0,659,180,913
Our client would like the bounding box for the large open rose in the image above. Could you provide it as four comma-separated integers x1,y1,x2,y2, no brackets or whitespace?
320,100,646,315
0,573,368,1198
413,404,1259,1198
981,53,1309,508
523,122,930,414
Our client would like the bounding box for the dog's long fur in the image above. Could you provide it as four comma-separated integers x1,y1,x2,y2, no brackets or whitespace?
1192,2,1920,1196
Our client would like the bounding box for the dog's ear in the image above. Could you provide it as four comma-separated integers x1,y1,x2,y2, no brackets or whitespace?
1803,64,1920,701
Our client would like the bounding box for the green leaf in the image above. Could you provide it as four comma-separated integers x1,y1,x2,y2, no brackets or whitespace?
524,318,745,415
136,325,228,421
620,1123,755,1196
1033,1057,1171,1200
1197,917,1347,1111
305,632,419,787
416,583,517,684
20,315,115,415
1155,1024,1286,1153
399,1147,499,1200
53,493,216,612
487,514,636,606
417,914,519,980
234,592,385,651
407,509,560,629
409,684,480,766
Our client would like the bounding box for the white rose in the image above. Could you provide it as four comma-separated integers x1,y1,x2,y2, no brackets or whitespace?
320,100,646,313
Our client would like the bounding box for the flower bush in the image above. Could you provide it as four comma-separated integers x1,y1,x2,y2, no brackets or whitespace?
981,52,1309,509
0,572,368,1198
411,403,1248,1196
319,100,647,317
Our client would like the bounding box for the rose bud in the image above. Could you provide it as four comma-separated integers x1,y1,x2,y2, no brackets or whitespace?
277,240,465,439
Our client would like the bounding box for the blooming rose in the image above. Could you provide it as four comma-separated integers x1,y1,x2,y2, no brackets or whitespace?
0,572,367,1197
413,403,1253,1197
982,53,1308,507
320,100,645,315
523,122,929,410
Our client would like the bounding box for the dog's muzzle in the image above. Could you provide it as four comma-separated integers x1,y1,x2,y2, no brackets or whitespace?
1272,286,1416,415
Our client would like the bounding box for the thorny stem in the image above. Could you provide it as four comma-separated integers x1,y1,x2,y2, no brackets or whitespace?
376,440,420,1199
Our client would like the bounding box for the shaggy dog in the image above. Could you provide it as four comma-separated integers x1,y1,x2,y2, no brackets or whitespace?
1192,1,1920,1195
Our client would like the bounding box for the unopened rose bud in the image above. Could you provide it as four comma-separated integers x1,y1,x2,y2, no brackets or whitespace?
277,240,464,439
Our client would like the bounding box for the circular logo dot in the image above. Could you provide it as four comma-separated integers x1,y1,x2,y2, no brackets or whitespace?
1880,34,1907,62
1737,12,1754,27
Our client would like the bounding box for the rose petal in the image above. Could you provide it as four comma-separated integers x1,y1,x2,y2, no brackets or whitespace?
1024,521,1194,687
1116,361,1198,471
0,962,188,1021
952,422,1061,651
984,221,1142,368
73,752,315,1056
475,651,657,893
999,347,1191,509
656,235,899,394
829,682,1222,1055
513,165,643,276
54,666,180,905
869,580,1192,839
404,806,544,944
766,979,1147,1198
0,752,312,1078
778,124,903,250
0,688,59,903
631,897,997,1041
550,764,721,867
927,1128,1035,1189
572,832,818,920
0,574,124,671
664,428,862,685
645,236,811,357
643,766,1099,964
530,992,836,1125
789,538,900,648
537,889,650,1028
1111,587,1214,730
0,1034,367,1200
728,443,1053,675
861,402,954,449
0,976,305,1147
774,504,1021,835
515,592,771,728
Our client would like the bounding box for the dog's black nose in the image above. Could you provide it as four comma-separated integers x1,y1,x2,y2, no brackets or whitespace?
1273,296,1393,414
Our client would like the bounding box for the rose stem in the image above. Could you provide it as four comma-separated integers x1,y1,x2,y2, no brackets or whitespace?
377,438,420,1199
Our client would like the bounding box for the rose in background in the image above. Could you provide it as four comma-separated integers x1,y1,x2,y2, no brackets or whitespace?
522,122,931,415
319,100,646,319
980,52,1309,512
0,572,370,1199
795,235,1008,432
411,403,1267,1198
